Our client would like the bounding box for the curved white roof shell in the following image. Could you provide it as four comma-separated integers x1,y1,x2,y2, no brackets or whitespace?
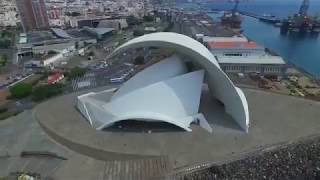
110,32,249,132
77,32,249,133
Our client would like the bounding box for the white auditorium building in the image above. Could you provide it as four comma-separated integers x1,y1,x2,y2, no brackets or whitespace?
77,32,250,134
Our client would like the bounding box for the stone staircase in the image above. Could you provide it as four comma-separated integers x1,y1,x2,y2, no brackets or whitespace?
102,156,173,180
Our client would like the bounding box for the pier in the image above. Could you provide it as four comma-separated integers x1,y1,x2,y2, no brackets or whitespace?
238,11,281,23
205,9,281,24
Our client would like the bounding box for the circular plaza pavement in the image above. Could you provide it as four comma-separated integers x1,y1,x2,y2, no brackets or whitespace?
33,86,320,168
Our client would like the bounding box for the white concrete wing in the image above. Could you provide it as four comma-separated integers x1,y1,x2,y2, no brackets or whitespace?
111,54,188,101
78,56,210,132
110,32,249,132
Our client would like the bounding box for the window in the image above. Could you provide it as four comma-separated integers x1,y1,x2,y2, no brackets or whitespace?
224,53,243,57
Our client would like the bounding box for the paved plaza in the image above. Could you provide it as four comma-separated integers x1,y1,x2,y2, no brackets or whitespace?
34,86,320,168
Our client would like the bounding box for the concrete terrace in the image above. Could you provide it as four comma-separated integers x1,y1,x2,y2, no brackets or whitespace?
33,86,320,169
0,110,172,180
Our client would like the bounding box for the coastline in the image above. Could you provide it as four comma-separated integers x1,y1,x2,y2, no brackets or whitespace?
207,12,320,80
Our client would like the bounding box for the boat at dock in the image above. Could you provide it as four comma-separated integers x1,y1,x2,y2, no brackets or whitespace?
258,14,281,24
274,22,282,27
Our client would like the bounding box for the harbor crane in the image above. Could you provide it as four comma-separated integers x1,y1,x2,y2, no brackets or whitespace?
299,0,309,16
228,0,249,14
220,0,248,29
229,0,241,16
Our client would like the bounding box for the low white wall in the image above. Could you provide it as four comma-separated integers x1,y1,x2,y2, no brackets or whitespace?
42,53,64,66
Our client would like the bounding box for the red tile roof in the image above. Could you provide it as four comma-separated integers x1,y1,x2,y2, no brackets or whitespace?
207,41,263,50
48,73,64,84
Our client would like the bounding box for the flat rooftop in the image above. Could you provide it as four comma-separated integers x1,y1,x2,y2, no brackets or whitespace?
83,27,115,35
217,55,286,65
16,29,96,49
70,15,111,21
19,37,27,44
17,31,61,45
27,31,57,43
203,36,248,42
208,41,264,50
51,28,72,39
66,29,91,38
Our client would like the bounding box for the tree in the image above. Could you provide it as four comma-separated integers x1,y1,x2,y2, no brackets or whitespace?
2,54,7,61
0,39,11,49
9,83,32,99
164,22,174,32
32,84,64,102
143,15,154,22
0,55,8,66
71,12,81,16
47,50,57,55
134,56,145,65
65,12,81,17
88,51,95,56
0,107,7,114
75,41,79,49
133,29,144,37
126,15,141,26
67,67,87,80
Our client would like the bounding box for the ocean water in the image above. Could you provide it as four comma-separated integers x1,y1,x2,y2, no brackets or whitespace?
179,1,320,77
204,0,320,18
241,17,320,77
